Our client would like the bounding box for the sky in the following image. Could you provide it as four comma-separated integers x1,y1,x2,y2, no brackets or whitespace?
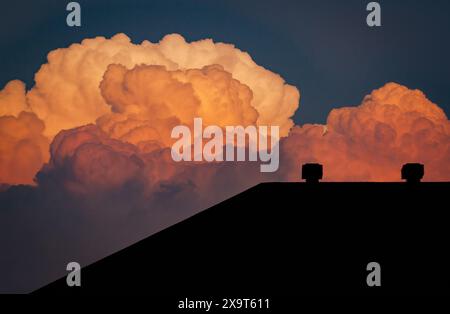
1,0,449,124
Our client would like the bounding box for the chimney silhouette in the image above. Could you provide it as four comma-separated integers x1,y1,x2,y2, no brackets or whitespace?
302,163,323,183
401,163,424,183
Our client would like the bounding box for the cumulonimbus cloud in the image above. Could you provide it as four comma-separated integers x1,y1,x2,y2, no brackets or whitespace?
0,33,299,184
0,34,449,186
21,33,298,137
98,63,258,151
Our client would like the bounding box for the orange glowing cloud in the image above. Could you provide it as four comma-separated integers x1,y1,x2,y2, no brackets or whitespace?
0,33,449,187
22,33,298,137
98,63,258,151
0,80,29,117
0,33,298,185
0,112,49,185
279,83,450,182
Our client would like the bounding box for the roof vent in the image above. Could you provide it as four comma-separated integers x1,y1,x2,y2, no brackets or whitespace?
401,163,424,183
302,163,323,183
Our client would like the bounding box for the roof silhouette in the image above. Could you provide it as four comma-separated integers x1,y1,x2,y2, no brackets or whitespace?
35,181,450,296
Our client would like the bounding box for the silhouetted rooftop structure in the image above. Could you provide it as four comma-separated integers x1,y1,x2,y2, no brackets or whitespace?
401,163,424,183
301,163,323,183
35,162,449,297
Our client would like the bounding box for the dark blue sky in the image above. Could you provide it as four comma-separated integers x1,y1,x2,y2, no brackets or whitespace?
1,0,449,124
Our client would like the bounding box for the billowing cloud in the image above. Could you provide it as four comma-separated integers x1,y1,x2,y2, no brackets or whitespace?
0,33,298,185
154,34,299,135
0,112,49,185
98,63,258,150
21,33,298,137
0,80,28,117
0,34,448,186
279,83,450,181
40,124,142,194
38,121,265,200
26,34,174,136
